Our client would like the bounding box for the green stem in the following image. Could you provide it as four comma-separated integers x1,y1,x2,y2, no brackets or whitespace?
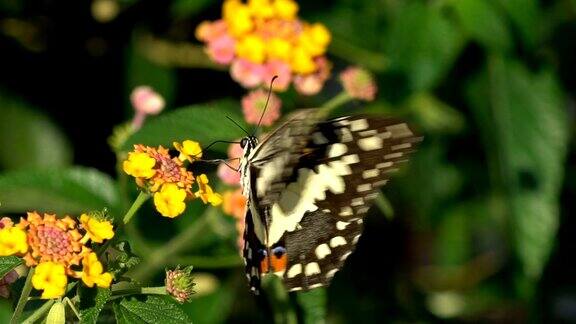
20,299,54,324
375,193,395,220
130,208,214,281
111,286,167,299
64,296,80,320
321,92,352,115
11,267,35,324
122,191,150,224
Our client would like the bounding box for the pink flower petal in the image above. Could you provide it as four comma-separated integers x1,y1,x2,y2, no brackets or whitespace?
230,59,265,88
207,35,235,65
241,89,282,126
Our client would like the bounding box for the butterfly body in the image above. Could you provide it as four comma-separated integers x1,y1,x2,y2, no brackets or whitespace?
239,109,419,293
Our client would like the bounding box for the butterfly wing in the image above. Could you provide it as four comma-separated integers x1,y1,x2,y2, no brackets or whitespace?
243,113,420,292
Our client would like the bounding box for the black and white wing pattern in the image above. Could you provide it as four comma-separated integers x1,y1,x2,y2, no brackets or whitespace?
241,110,420,293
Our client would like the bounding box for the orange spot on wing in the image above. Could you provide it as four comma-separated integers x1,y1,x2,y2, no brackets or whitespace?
260,257,269,273
270,253,287,272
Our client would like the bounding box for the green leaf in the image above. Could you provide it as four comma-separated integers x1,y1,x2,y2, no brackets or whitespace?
121,99,246,154
79,287,112,324
0,167,121,217
385,3,463,90
296,288,327,324
466,56,568,298
0,256,22,278
114,295,191,324
496,0,540,47
451,0,512,52
107,241,141,277
406,93,466,134
0,93,72,170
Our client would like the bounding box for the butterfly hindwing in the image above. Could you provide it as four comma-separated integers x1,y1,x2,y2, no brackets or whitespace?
242,112,420,292
242,208,266,294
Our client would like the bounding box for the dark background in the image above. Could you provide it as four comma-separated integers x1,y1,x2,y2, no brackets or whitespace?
1,0,576,322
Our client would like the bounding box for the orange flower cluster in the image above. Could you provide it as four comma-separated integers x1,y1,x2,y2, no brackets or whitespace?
123,141,222,218
0,212,114,299
196,0,332,95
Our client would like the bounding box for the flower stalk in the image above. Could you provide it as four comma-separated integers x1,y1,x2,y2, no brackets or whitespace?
123,191,150,224
10,267,34,324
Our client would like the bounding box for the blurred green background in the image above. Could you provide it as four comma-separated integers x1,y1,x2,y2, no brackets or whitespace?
0,0,575,322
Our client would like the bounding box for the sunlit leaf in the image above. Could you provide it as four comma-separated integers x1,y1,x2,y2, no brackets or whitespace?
451,0,512,52
122,99,246,154
466,56,568,298
385,3,463,90
79,287,112,324
0,256,21,278
0,167,121,217
114,295,191,324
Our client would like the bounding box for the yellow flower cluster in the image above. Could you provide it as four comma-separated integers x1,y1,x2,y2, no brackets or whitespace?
196,0,332,92
223,0,329,72
123,140,222,218
0,212,114,299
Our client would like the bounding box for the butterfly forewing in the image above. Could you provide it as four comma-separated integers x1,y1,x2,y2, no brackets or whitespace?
241,112,420,293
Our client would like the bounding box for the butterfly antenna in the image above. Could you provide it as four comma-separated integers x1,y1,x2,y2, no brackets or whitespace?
253,75,278,136
226,115,250,136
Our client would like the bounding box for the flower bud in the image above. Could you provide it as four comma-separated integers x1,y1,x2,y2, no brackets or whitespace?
165,266,195,303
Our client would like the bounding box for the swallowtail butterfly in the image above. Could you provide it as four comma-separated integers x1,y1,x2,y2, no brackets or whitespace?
239,109,419,293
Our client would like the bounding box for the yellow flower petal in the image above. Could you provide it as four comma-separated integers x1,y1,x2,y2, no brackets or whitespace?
123,152,156,179
236,35,266,63
248,0,274,19
298,23,331,57
79,214,115,244
81,252,113,288
174,140,202,162
273,0,298,20
0,227,28,256
195,174,223,207
32,262,67,299
225,2,253,37
153,183,187,218
291,46,316,74
267,38,293,62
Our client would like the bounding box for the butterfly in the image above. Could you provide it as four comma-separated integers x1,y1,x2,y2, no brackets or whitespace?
238,108,420,294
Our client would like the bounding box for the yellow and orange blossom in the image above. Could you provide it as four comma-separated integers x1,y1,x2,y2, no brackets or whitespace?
81,252,113,288
0,226,28,256
32,262,67,299
196,174,223,206
123,151,156,179
1,212,115,299
154,183,187,218
80,214,114,243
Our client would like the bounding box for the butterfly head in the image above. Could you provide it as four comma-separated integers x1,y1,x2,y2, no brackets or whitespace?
240,135,258,155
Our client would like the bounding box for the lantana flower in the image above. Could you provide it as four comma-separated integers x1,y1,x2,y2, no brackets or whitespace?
80,213,114,243
195,174,223,206
0,212,114,299
242,89,282,126
196,0,332,94
339,66,378,101
130,86,165,130
222,188,247,252
123,141,222,218
81,252,113,288
217,140,243,185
